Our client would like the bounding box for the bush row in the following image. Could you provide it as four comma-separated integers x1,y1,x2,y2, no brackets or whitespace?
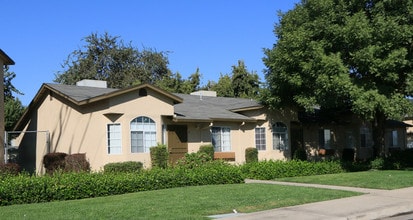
104,161,143,173
0,160,243,206
241,160,345,180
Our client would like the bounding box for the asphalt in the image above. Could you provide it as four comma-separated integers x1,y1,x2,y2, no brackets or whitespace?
210,179,413,220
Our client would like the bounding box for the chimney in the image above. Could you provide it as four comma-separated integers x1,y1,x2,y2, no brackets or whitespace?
190,90,217,99
76,79,107,88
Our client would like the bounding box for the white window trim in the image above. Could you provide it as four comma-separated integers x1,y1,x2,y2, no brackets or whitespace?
107,123,122,155
321,129,331,149
360,126,373,148
273,122,288,151
255,127,266,151
211,126,231,152
390,130,398,148
130,116,157,153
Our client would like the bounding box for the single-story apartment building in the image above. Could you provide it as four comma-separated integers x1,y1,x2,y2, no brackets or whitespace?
11,80,411,173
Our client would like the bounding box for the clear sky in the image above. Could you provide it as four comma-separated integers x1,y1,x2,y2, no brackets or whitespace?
2,0,300,106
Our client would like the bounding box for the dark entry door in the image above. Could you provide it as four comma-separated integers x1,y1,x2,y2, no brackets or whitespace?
167,125,188,164
290,124,304,159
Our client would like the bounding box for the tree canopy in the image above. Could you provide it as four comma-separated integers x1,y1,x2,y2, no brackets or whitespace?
54,32,171,88
3,68,25,131
207,60,261,98
155,68,202,94
263,0,413,156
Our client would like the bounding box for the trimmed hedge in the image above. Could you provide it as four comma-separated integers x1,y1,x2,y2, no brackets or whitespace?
150,144,168,168
104,161,143,173
293,148,308,161
245,148,258,163
43,153,90,174
43,153,67,174
198,144,214,159
241,160,345,180
0,163,21,176
0,161,243,206
64,153,90,173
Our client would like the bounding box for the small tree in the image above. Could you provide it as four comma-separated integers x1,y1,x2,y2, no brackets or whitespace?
245,148,258,163
198,144,214,160
150,144,168,169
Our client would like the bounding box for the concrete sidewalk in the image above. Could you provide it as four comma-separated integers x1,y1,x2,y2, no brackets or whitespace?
216,179,413,220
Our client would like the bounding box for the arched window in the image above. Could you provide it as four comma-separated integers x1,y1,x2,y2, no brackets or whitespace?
273,122,288,150
130,116,156,153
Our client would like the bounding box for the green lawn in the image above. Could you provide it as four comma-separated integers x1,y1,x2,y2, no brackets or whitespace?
276,170,413,189
0,183,359,220
2,170,412,219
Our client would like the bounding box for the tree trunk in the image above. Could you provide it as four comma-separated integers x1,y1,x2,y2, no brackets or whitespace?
371,111,386,158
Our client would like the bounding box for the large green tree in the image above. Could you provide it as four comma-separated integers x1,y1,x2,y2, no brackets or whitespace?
263,0,413,157
231,60,260,98
3,69,25,131
54,32,171,88
207,60,261,98
155,68,201,94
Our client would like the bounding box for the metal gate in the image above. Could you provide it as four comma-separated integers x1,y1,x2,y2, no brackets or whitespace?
4,130,50,173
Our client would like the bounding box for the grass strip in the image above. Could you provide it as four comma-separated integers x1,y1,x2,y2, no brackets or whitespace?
276,170,413,190
0,183,359,219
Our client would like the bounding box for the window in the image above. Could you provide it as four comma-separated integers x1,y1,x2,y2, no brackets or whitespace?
407,136,413,149
345,131,355,149
360,126,373,148
319,129,331,149
273,122,288,150
211,127,231,152
389,130,398,147
130,116,156,153
255,127,266,150
107,124,121,154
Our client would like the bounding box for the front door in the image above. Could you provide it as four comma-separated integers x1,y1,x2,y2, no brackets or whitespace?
290,123,304,159
167,125,188,164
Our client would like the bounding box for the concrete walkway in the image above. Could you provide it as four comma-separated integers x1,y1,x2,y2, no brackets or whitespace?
214,179,413,220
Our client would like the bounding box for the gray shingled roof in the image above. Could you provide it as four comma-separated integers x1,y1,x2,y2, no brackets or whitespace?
46,83,118,102
45,84,262,122
173,93,262,121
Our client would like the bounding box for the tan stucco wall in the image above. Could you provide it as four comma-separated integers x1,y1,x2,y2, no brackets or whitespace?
405,120,413,135
179,108,297,164
302,119,368,159
19,88,176,173
17,84,410,174
180,120,287,164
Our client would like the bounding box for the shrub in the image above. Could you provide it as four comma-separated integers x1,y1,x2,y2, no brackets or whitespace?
64,154,90,173
387,149,413,169
104,161,143,173
241,160,344,180
340,161,371,172
371,157,385,170
0,162,243,206
198,144,214,159
293,148,308,161
150,144,169,169
245,147,258,163
342,148,355,162
176,152,212,169
0,163,21,176
43,152,67,174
